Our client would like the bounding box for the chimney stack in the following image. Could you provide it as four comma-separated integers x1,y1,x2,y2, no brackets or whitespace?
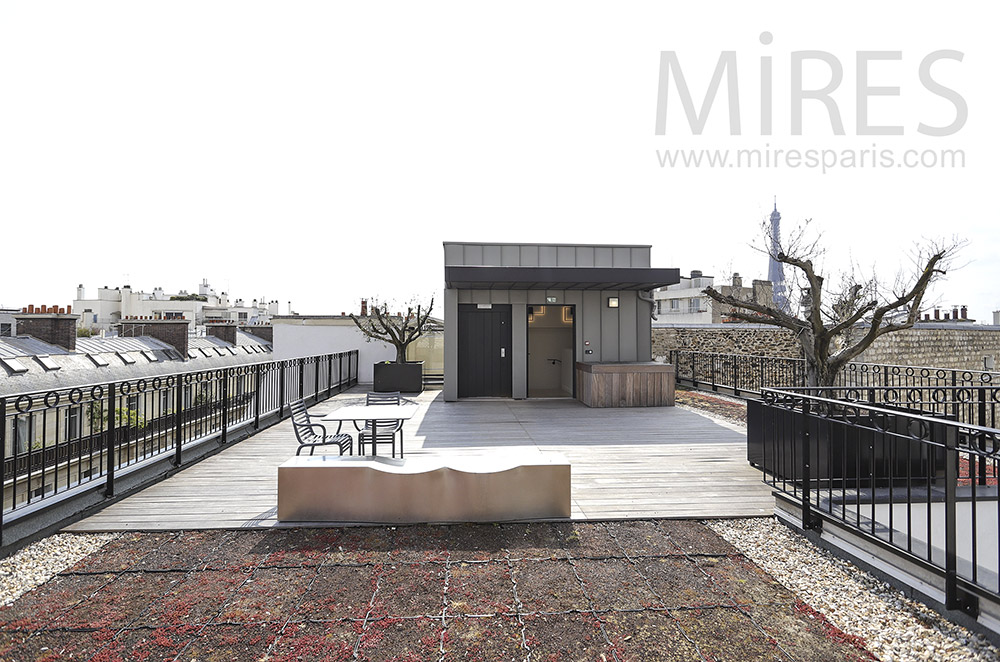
241,324,273,343
994,311,1000,327
961,305,968,320
117,319,190,357
361,299,368,317
13,312,80,351
732,273,742,289
934,308,940,320
205,321,238,345
953,306,959,320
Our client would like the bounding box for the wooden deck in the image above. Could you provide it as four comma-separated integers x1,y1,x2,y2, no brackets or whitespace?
66,388,773,532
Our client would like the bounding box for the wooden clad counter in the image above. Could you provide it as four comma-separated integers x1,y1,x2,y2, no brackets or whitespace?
576,362,675,408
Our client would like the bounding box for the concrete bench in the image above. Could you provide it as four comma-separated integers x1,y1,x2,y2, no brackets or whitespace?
277,452,571,523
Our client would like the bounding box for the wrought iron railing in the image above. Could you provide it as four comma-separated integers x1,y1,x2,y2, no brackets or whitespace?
1,351,358,537
749,386,1000,614
669,349,1000,397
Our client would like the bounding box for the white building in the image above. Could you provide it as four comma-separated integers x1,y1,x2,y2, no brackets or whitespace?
653,270,715,323
73,280,280,331
653,271,774,324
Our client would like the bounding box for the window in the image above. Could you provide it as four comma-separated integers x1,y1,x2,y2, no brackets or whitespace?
183,386,193,409
88,353,110,367
689,298,702,312
65,407,81,440
127,395,139,413
164,312,184,320
0,323,11,337
10,416,34,454
36,355,60,371
116,352,136,365
238,312,248,321
670,299,680,310
1,357,28,374
141,350,159,363
160,390,172,414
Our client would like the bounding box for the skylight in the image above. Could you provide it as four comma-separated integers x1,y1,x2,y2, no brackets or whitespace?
0,357,28,374
142,351,159,363
36,355,60,371
117,352,136,365
88,353,110,367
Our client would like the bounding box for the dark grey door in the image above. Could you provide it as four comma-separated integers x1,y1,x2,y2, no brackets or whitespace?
457,304,512,397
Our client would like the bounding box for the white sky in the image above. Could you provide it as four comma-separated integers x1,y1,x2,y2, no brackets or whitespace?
1,2,996,321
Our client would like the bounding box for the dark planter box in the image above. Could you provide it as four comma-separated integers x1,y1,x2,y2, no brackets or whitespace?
373,361,424,393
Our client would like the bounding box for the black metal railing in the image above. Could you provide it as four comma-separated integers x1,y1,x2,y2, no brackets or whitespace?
1,351,358,536
749,386,1000,614
670,349,1000,397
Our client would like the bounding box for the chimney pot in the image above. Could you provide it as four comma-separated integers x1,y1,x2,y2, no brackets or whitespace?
961,305,968,319
934,308,940,320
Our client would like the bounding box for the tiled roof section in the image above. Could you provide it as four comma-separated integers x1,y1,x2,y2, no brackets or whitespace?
1,330,272,397
76,335,173,354
0,337,70,359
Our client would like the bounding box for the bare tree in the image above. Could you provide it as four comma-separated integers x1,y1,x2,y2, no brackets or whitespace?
703,220,963,386
350,298,435,364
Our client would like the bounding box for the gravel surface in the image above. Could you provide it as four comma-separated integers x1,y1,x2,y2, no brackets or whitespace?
0,532,119,607
709,517,1000,662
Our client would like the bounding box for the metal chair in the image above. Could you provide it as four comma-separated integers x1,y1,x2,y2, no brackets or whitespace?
290,399,352,456
356,391,405,457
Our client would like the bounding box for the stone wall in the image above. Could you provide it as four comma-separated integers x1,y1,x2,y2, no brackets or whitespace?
652,325,801,359
652,323,1000,372
845,324,1000,370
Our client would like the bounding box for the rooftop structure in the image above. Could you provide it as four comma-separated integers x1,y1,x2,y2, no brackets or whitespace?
73,280,281,332
767,202,790,313
653,271,774,324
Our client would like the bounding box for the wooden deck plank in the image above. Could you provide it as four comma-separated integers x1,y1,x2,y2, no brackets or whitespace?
65,388,772,532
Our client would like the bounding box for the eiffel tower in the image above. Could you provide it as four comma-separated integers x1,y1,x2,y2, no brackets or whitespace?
767,200,790,313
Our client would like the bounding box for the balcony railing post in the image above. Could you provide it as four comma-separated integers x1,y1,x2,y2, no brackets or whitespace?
254,364,262,430
221,370,229,445
1,396,6,546
279,362,286,418
710,355,717,392
978,387,988,486
104,382,117,498
314,358,320,402
691,353,697,389
800,398,815,529
733,356,740,398
173,378,182,466
298,358,305,402
327,354,333,399
943,420,960,609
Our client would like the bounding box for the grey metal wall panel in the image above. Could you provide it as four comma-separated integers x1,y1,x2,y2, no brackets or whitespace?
509,290,528,304
490,290,510,304
576,246,595,267
483,245,502,266
520,245,539,266
636,296,652,361
564,291,584,362
464,245,484,266
582,290,601,363
501,245,520,266
600,291,620,362
470,289,491,304
595,247,613,267
619,293,637,361
458,290,474,304
512,303,527,399
632,247,650,268
613,247,631,268
444,289,459,400
539,246,558,267
444,244,464,266
557,246,575,266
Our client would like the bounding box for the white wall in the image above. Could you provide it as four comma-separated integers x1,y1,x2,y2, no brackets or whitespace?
272,320,394,383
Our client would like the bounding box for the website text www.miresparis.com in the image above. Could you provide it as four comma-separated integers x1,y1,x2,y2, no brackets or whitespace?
655,144,966,173
653,32,969,174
